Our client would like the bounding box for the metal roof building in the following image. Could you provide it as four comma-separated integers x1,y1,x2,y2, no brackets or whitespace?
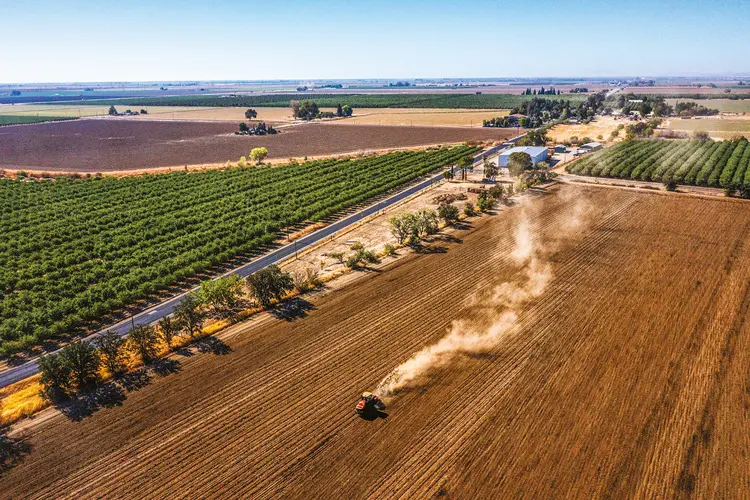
498,146,549,167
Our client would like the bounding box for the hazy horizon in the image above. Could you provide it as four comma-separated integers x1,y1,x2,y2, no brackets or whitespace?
2,0,749,83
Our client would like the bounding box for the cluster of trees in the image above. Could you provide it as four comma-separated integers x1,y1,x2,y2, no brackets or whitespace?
38,267,299,401
674,102,720,117
521,87,561,96
237,121,277,135
570,87,589,93
625,118,663,139
484,93,607,129
290,100,353,121
107,105,147,116
567,137,750,194
0,147,477,355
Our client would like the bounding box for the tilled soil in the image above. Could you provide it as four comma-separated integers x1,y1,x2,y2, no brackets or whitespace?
3,184,750,498
0,120,517,172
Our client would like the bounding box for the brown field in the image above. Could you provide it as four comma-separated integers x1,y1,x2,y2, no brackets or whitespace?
664,116,750,140
3,184,750,497
547,116,624,144
0,120,517,172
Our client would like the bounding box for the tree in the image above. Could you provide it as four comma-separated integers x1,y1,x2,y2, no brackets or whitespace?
158,316,177,349
58,341,100,390
93,330,126,376
198,274,244,312
244,108,258,120
336,104,343,117
437,203,460,225
476,192,495,212
483,156,498,181
463,201,476,217
38,353,72,401
239,122,249,133
456,155,474,181
249,147,269,165
389,213,419,245
508,152,533,177
127,324,159,364
140,109,148,115
108,105,117,116
294,100,319,120
342,105,353,117
174,294,205,338
416,209,439,235
693,130,710,141
246,265,295,307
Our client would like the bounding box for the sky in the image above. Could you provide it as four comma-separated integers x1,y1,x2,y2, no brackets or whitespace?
1,0,749,83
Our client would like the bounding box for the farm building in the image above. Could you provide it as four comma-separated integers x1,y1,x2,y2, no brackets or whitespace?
580,142,603,152
498,146,549,168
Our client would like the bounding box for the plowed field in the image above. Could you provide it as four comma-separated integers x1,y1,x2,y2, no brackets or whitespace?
3,184,750,498
0,120,517,172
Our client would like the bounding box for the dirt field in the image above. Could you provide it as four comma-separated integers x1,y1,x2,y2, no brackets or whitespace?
547,116,624,144
3,184,750,497
0,120,517,172
664,116,750,139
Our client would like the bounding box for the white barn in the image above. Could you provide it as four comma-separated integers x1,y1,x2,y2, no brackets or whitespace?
498,146,549,168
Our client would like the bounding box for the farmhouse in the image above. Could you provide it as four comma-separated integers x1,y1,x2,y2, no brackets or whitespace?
498,146,549,168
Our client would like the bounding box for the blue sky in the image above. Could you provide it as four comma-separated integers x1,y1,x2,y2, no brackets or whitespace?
1,0,748,83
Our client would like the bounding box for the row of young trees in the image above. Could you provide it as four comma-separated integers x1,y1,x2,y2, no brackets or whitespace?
0,147,477,355
567,137,750,194
38,266,297,401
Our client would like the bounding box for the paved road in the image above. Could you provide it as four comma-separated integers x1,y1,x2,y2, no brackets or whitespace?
0,168,459,389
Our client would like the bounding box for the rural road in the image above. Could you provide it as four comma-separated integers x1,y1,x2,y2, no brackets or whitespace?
0,168,458,389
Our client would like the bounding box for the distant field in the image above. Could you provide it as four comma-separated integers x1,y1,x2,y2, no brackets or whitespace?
0,115,77,126
665,98,750,114
624,86,750,96
0,119,517,172
664,117,750,139
547,116,624,144
51,93,588,110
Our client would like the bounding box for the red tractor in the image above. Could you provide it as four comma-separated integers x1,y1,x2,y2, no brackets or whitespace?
355,392,386,415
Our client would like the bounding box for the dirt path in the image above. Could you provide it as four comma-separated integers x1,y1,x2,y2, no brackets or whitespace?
3,184,750,498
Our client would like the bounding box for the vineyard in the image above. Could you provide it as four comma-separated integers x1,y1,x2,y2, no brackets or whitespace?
52,93,587,110
0,115,77,126
566,138,750,188
0,147,474,355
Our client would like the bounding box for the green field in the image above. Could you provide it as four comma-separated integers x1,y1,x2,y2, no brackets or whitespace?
0,115,78,126
665,99,750,113
51,93,587,110
0,146,475,355
566,138,750,188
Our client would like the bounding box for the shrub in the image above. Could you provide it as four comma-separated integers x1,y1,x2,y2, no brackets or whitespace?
327,251,345,264
463,201,476,217
383,243,396,256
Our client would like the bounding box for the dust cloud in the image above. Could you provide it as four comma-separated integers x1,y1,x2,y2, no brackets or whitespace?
375,191,589,398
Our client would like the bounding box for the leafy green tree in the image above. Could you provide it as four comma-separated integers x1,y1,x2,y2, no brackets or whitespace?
416,209,439,235
198,274,244,312
127,324,159,364
437,203,460,225
246,265,295,307
244,108,258,120
389,213,413,245
158,316,177,349
508,152,533,177
38,353,72,401
294,101,319,120
93,331,126,376
174,294,205,338
108,105,117,116
239,122,249,133
456,156,474,181
58,341,100,390
463,201,476,217
249,147,269,165
342,105,353,117
476,192,495,212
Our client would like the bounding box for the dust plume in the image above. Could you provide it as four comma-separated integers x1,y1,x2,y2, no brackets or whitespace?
375,208,551,397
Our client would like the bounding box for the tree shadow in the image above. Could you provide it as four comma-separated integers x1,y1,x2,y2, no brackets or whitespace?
195,336,232,355
270,298,316,322
413,244,448,254
175,346,195,357
0,425,31,475
55,382,126,422
119,368,152,392
430,233,463,245
152,358,182,376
